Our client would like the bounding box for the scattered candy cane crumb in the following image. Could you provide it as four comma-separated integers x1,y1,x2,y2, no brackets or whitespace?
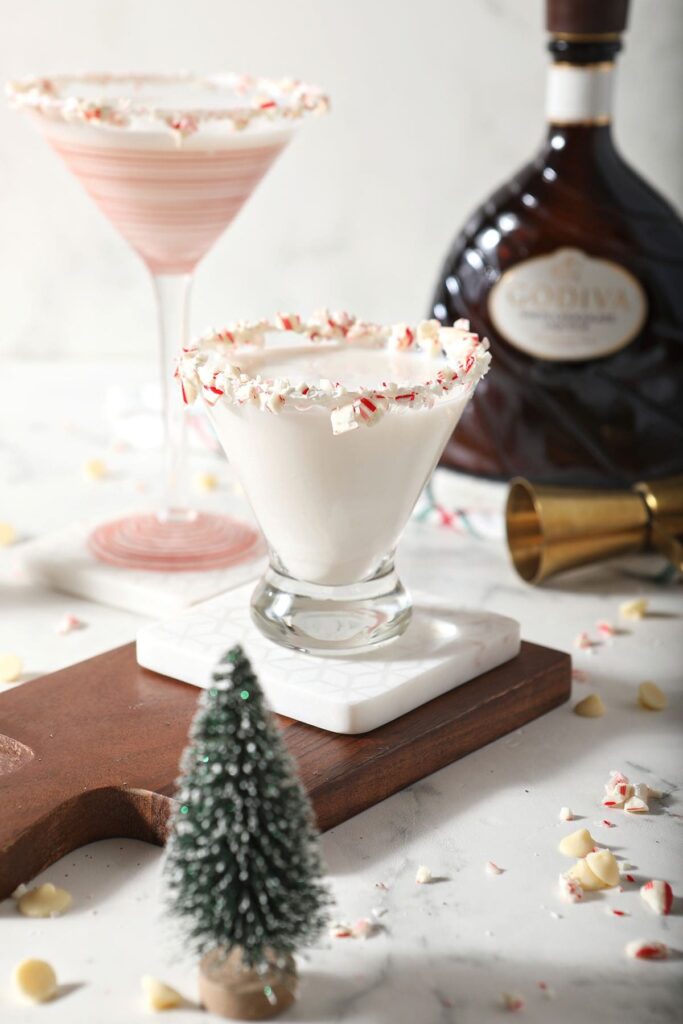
486,861,504,876
538,982,556,1000
596,621,616,637
619,598,648,620
625,939,668,961
83,458,108,480
55,614,85,636
573,632,594,650
571,668,589,683
0,653,23,684
558,873,584,903
351,917,380,940
374,881,389,891
609,908,628,917
559,806,574,821
549,910,562,920
638,681,667,711
0,522,17,546
600,819,617,829
640,880,673,916
415,865,433,884
195,471,218,492
501,992,525,1012
330,923,353,938
371,907,387,919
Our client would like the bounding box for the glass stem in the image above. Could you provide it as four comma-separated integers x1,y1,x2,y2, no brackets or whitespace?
151,272,194,523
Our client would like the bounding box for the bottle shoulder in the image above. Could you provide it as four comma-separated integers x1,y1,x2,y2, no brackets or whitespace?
442,135,683,277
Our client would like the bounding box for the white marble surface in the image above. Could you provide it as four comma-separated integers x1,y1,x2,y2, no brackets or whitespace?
137,588,520,733
1,0,681,360
1,360,682,1023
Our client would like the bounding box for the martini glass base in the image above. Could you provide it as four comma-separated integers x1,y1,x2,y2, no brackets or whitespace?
250,563,412,656
88,512,263,572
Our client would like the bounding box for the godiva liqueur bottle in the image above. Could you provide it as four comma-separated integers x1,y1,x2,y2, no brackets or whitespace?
430,0,683,487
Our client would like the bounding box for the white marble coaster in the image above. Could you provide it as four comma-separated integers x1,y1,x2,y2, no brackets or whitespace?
136,585,521,734
18,523,266,616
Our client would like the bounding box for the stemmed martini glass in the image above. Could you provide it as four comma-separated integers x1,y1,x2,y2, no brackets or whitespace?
7,72,328,571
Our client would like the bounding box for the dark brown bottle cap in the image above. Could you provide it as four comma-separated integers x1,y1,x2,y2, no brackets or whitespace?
547,0,630,37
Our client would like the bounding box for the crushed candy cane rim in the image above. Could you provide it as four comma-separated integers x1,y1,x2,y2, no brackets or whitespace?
6,72,329,139
178,312,491,434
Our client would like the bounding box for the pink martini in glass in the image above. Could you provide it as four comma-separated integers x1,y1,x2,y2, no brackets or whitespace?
7,72,328,570
179,313,491,654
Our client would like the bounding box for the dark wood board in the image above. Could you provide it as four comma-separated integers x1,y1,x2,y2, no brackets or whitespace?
0,640,570,899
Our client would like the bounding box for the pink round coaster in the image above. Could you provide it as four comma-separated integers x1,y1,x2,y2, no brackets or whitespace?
88,513,263,572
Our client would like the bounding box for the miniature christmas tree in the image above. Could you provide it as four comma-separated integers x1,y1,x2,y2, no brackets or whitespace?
165,645,330,1018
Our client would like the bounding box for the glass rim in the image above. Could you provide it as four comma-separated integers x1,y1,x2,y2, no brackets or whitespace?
6,71,330,139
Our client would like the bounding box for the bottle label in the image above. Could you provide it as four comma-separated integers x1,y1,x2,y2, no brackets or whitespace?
546,63,614,124
488,248,647,361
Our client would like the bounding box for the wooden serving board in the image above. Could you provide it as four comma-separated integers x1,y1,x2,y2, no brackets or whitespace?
0,641,570,899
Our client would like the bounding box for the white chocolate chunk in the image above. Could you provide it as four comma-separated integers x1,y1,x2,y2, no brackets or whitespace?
0,521,17,546
195,471,218,492
625,939,668,960
83,458,108,480
573,694,605,718
0,653,23,684
558,828,596,859
14,959,58,1002
638,681,667,711
18,882,72,918
141,976,182,1011
558,806,574,821
619,598,648,620
640,880,673,916
585,849,620,888
568,858,605,892
415,865,432,884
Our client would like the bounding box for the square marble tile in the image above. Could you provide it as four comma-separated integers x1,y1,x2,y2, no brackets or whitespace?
136,585,521,734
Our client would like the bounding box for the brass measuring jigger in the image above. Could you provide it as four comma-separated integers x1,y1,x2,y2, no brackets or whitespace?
506,475,683,584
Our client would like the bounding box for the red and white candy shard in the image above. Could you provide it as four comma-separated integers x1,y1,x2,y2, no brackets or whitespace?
624,795,649,814
596,620,616,636
55,613,84,635
558,873,583,903
625,939,669,961
486,861,504,876
640,880,673,916
501,992,525,1012
559,806,574,821
602,770,634,807
351,917,378,940
330,923,353,938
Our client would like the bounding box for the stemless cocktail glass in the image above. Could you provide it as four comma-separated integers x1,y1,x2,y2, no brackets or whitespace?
7,73,328,571
179,313,491,654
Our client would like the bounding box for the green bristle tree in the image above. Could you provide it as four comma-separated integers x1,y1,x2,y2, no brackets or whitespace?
165,645,330,969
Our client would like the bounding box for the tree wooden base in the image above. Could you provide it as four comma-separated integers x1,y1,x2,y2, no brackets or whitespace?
199,948,297,1020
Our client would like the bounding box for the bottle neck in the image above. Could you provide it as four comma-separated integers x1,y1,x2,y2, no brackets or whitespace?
545,36,622,128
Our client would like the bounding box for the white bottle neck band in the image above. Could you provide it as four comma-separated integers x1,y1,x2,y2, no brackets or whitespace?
546,62,615,125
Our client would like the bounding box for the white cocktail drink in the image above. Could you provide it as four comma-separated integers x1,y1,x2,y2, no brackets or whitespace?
208,345,467,585
180,313,490,654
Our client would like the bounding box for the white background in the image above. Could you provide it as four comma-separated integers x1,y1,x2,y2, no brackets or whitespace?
0,0,681,360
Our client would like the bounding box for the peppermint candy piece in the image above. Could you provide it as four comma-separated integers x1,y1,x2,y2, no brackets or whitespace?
640,880,674,916
625,939,669,961
558,873,584,903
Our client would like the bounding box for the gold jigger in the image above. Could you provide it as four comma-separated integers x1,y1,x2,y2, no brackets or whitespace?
506,475,683,585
